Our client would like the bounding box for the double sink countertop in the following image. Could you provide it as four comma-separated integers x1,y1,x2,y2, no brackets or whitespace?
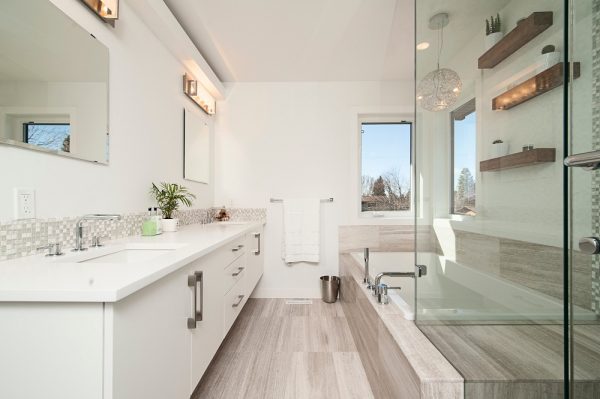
0,221,264,303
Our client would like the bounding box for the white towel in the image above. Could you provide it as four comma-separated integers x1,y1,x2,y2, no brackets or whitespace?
281,198,321,263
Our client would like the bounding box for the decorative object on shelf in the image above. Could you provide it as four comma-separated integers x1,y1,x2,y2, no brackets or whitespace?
522,145,534,151
150,182,196,232
485,13,503,51
183,73,216,115
479,12,553,69
215,206,231,222
491,139,510,158
537,45,561,73
492,62,580,110
79,0,119,26
416,13,462,112
480,148,555,172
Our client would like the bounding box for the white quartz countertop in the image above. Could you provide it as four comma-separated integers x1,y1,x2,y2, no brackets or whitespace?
0,221,264,303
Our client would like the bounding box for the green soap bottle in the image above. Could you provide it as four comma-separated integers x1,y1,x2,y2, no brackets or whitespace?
142,208,157,236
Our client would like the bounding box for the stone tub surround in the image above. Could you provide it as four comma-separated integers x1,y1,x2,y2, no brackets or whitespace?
339,254,463,399
0,208,266,261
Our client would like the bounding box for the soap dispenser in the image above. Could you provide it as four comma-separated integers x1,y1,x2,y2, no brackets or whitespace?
153,207,163,234
142,207,157,236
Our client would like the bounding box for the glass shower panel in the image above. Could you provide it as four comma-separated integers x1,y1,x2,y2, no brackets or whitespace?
568,0,600,397
414,0,575,397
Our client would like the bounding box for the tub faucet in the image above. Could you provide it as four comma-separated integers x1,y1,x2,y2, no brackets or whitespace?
73,214,122,251
373,265,427,304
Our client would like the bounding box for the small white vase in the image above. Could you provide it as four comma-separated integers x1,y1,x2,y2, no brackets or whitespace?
484,32,503,51
162,218,179,232
491,143,509,158
536,51,561,73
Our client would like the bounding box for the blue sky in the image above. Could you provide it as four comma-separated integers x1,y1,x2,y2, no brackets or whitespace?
453,112,477,183
361,123,411,183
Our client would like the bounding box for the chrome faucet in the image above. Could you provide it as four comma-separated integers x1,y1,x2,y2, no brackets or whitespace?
73,214,122,251
373,265,428,304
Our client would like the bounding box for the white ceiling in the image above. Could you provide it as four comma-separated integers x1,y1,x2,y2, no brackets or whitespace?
163,0,414,82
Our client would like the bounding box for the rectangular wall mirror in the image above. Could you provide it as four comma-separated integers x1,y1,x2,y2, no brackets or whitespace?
0,0,109,164
183,107,210,184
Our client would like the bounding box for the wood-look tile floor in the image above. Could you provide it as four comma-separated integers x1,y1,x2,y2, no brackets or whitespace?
192,298,375,399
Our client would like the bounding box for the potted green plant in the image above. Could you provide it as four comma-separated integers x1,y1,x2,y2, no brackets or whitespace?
491,139,509,158
150,182,196,232
485,13,502,50
537,44,560,73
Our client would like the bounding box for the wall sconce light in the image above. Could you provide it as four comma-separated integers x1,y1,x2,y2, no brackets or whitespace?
183,73,216,115
80,0,119,26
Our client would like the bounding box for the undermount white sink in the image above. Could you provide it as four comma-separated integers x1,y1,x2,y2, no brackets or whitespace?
79,249,174,264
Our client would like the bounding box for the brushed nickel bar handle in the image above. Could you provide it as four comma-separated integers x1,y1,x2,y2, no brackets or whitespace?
187,271,203,329
564,150,600,170
187,273,197,329
232,267,245,277
253,233,261,256
232,294,245,308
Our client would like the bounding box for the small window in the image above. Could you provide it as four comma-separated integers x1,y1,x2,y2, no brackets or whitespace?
360,121,412,214
22,122,71,152
450,99,476,216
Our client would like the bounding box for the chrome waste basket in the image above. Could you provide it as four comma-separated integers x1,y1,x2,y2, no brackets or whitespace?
320,275,340,303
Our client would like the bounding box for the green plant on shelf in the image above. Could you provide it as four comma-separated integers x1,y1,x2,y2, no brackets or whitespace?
486,13,501,35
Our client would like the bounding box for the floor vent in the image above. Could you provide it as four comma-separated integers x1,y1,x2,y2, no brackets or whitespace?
285,299,313,305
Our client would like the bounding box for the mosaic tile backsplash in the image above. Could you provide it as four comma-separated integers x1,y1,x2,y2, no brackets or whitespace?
0,207,266,261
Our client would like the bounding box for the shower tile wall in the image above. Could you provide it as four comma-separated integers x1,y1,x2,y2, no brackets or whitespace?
592,0,600,313
448,230,592,311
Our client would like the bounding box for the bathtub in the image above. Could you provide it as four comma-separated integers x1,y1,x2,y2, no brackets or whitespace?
350,251,596,321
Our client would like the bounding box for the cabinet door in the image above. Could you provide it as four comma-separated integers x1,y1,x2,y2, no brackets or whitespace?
110,268,191,399
189,253,225,393
247,226,265,294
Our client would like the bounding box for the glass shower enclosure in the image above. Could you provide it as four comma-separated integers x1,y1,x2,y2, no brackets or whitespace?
414,0,599,397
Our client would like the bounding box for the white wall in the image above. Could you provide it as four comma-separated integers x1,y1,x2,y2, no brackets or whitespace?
214,81,413,298
0,0,214,221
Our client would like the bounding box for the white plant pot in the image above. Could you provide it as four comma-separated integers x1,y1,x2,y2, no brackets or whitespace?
491,143,509,158
484,32,503,51
536,51,561,73
161,218,179,232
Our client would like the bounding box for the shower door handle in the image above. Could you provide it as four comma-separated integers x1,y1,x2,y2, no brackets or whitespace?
579,237,600,255
564,150,600,170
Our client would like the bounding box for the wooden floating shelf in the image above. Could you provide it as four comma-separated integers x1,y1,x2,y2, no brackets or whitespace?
492,62,580,110
478,12,553,69
480,148,556,172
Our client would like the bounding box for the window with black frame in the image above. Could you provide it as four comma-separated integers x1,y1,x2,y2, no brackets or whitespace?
450,99,476,216
22,122,71,152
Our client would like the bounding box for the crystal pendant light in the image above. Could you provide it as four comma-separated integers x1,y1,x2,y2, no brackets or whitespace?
416,13,462,112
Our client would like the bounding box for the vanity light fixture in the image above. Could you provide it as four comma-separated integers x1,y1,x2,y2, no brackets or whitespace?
183,73,216,115
80,0,119,26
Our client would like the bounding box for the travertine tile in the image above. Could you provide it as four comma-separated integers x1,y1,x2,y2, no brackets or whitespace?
194,298,374,399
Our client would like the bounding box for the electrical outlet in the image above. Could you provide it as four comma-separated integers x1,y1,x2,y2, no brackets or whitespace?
14,188,35,219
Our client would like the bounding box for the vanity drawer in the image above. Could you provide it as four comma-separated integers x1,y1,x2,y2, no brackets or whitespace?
223,256,246,294
223,281,248,335
222,236,246,265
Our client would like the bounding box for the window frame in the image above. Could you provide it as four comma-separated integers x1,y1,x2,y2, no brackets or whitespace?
358,115,414,219
449,98,476,217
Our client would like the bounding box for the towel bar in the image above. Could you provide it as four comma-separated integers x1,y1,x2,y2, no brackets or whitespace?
270,198,334,203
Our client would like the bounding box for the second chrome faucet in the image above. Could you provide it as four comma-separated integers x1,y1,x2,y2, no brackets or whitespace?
72,214,122,251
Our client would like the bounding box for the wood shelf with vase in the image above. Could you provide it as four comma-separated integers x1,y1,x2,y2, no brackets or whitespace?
478,12,553,69
480,148,556,172
492,62,580,110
